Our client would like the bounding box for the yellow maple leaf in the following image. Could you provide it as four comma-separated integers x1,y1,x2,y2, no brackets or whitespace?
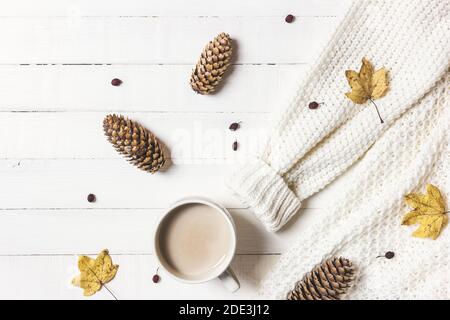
402,184,448,240
72,249,119,297
345,58,389,123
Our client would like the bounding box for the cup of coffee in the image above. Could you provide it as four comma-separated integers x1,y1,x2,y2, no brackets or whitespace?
154,197,240,292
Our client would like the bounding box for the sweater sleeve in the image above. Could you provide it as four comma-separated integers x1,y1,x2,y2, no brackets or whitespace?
258,73,450,299
227,0,450,232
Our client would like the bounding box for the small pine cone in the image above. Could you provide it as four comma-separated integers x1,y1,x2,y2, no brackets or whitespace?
190,32,233,95
103,114,165,173
287,257,355,300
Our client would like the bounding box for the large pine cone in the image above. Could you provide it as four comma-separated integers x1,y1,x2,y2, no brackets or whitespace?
190,32,233,95
103,114,165,173
287,257,355,300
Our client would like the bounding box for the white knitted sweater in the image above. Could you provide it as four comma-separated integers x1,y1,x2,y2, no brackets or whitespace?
227,0,450,299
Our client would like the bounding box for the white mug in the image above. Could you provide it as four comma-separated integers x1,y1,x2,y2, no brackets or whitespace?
153,197,240,292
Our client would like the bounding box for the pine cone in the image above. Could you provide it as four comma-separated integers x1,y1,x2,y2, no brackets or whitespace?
190,32,233,95
103,114,165,173
287,257,355,300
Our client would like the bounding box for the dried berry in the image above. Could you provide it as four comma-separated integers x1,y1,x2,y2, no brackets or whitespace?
308,101,320,109
152,267,160,283
285,14,295,23
229,122,240,131
232,141,238,151
376,251,395,259
111,78,122,86
87,194,96,203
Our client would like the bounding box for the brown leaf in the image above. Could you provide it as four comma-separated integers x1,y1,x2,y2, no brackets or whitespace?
345,58,389,104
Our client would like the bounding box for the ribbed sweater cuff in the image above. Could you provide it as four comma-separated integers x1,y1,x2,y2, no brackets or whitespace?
226,159,302,232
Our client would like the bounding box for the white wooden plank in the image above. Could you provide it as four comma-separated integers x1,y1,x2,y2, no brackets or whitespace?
0,208,323,255
0,0,351,17
0,0,356,301
0,159,340,209
0,17,340,64
0,64,306,112
0,254,278,299
0,160,239,209
0,112,268,160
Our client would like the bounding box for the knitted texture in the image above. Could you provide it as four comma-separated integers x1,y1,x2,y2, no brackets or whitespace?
226,0,450,232
259,72,449,299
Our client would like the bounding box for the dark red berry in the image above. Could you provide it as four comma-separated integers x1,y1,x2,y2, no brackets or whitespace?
111,78,122,86
87,194,96,203
232,141,238,151
229,122,240,131
285,14,295,23
376,251,395,259
308,101,320,109
152,274,160,283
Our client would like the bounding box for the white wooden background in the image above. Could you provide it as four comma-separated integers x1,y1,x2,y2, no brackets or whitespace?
0,0,353,299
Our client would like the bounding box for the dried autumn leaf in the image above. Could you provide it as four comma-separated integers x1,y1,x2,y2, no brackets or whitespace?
72,249,119,296
402,184,448,240
345,58,389,123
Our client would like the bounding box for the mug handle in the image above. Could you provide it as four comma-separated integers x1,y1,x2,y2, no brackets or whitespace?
218,267,240,292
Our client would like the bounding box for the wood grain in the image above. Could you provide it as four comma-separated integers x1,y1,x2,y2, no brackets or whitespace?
0,208,322,255
0,0,349,299
0,16,339,64
0,0,351,17
0,254,279,299
0,159,344,210
0,65,307,112
0,112,268,159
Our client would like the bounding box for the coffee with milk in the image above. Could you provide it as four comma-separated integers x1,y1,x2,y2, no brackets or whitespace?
156,203,233,281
